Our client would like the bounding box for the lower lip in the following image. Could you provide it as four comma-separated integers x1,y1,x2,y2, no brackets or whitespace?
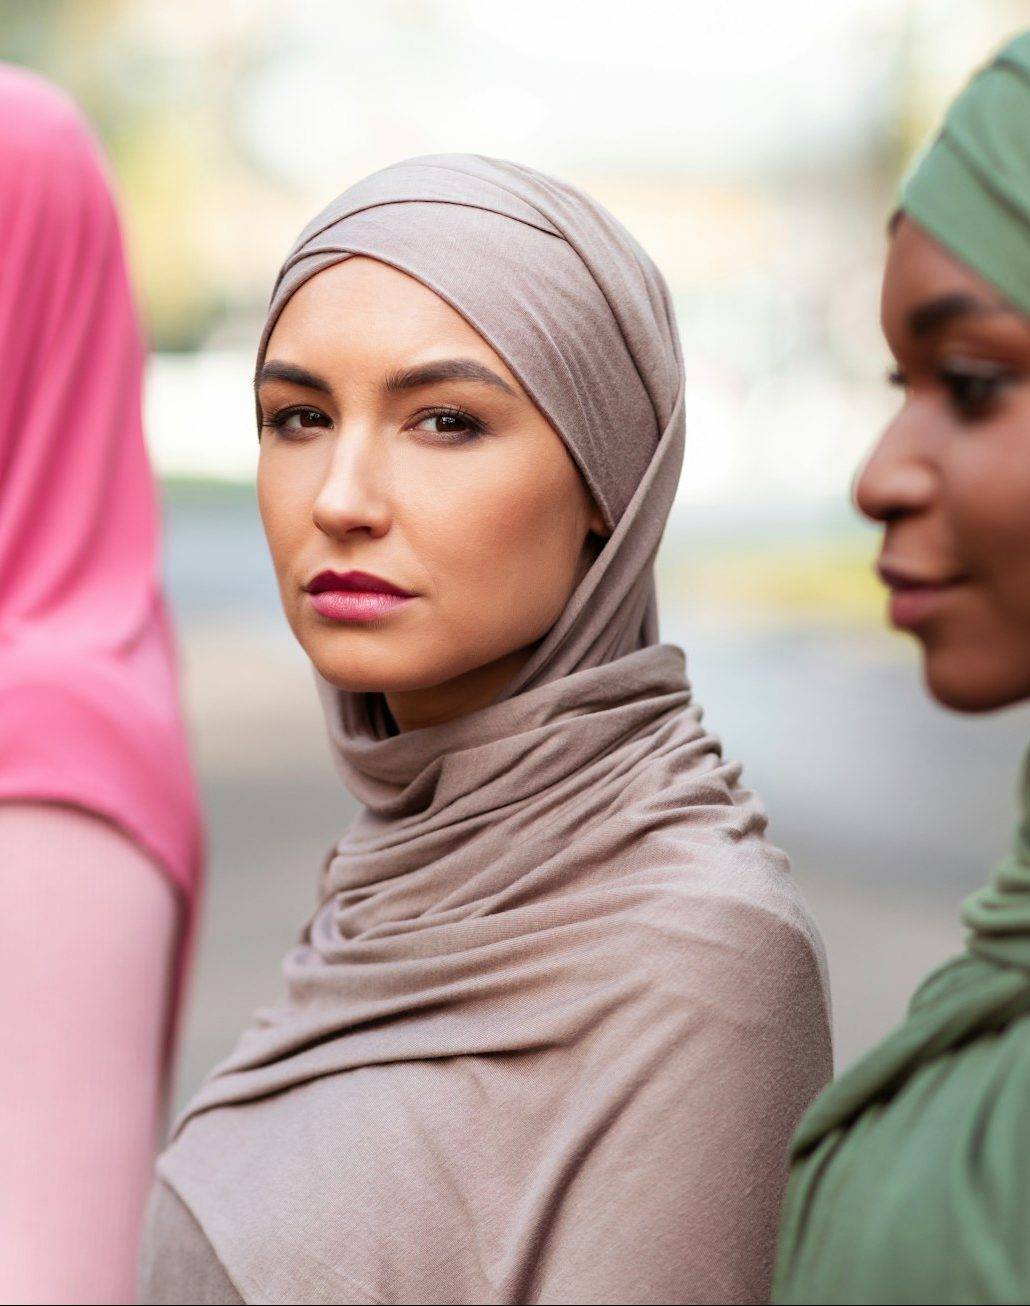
887,583,964,630
308,590,415,622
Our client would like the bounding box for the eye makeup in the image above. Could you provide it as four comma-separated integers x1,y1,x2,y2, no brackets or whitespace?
260,402,492,445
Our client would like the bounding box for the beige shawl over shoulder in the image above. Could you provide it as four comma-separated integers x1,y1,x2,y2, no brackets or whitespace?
157,155,831,1306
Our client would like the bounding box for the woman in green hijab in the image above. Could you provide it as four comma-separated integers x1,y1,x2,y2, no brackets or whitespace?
773,30,1030,1305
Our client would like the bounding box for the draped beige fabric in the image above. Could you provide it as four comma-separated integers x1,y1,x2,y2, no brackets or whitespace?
154,155,831,1305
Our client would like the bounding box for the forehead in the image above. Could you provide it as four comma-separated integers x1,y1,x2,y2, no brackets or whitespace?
265,256,508,375
881,216,1005,325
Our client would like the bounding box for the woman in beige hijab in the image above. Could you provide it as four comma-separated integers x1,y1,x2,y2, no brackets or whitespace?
141,154,831,1306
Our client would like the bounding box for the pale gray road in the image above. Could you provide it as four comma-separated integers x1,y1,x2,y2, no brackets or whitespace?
160,485,1029,1112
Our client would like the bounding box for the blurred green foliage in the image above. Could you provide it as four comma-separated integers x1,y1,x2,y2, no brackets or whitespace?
1,0,227,348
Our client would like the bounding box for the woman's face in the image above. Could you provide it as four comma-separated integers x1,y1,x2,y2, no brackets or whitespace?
256,256,607,731
855,215,1030,712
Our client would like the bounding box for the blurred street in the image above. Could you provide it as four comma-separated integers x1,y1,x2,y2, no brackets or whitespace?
5,10,1030,1305
8,0,1027,1117
162,484,1030,1115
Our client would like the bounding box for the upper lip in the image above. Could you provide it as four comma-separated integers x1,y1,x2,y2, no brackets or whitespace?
304,569,415,597
876,560,969,591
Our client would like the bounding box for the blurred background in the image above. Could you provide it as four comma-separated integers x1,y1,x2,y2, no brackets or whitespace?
4,0,1029,1110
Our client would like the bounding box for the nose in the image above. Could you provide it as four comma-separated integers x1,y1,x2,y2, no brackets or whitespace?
311,426,392,541
852,410,938,525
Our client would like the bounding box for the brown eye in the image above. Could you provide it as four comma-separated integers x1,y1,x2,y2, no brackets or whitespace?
265,406,331,437
410,407,486,444
938,362,1016,423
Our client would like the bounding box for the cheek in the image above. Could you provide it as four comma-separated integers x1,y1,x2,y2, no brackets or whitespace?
420,447,587,625
256,449,319,577
926,422,1030,710
945,428,1030,624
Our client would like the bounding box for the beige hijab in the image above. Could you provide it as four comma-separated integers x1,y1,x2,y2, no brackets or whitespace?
158,155,831,1305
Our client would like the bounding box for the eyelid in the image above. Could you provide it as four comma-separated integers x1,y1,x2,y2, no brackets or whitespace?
937,357,1017,379
404,404,489,433
260,401,490,440
262,403,332,431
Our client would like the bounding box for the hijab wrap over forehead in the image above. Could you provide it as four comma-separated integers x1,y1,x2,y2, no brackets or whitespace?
156,155,830,1305
901,29,1030,314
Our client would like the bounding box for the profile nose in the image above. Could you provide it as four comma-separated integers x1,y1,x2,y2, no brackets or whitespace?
852,415,937,525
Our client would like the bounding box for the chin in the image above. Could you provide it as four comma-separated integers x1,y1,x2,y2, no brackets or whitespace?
307,642,466,696
293,623,413,694
921,648,1030,715
313,657,426,696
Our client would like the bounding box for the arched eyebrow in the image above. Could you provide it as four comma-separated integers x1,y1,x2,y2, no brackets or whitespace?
907,292,1014,338
255,360,332,394
255,356,518,399
383,358,517,397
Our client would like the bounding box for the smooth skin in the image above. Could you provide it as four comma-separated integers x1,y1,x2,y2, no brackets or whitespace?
856,215,1030,712
256,256,609,733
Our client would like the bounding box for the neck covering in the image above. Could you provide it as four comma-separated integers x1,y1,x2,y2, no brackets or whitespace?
901,29,1030,314
0,65,201,901
773,37,1030,1301
773,751,1030,1304
156,154,830,1306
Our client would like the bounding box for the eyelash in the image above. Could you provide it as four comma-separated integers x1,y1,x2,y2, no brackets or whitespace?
261,406,330,438
407,405,488,443
260,404,488,444
887,362,1017,422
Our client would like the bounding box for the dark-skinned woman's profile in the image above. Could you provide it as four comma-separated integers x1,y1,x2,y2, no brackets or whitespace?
140,155,832,1306
774,31,1030,1305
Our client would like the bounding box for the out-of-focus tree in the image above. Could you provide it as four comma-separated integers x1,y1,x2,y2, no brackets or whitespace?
0,0,253,348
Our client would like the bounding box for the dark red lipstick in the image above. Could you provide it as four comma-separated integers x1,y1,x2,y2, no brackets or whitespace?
304,570,416,623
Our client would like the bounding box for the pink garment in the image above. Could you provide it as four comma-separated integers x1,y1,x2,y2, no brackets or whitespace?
0,64,202,908
0,802,178,1306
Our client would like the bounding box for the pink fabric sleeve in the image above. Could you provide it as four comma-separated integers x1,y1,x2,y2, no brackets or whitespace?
0,802,178,1306
0,64,203,904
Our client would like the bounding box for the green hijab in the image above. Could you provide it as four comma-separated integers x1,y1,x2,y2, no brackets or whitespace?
773,29,1030,1305
773,761,1030,1303
901,29,1030,314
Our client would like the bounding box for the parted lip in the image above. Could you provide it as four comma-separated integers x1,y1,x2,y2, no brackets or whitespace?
876,560,970,591
304,569,415,597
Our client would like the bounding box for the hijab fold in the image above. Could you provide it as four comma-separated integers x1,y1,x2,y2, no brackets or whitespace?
773,750,1030,1305
784,749,1030,1161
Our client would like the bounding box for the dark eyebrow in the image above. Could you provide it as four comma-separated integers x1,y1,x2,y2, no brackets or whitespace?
255,360,333,394
907,292,1013,338
383,358,517,397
